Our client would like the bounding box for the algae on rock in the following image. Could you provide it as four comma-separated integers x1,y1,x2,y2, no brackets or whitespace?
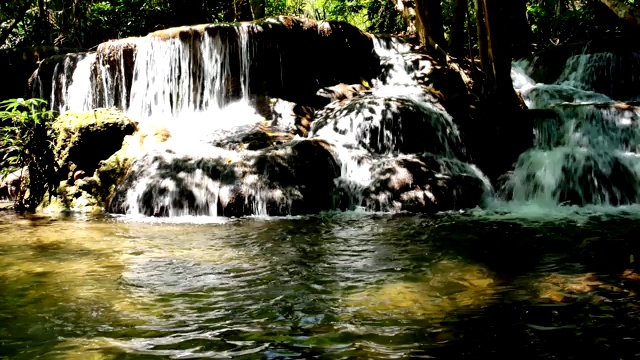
42,109,143,212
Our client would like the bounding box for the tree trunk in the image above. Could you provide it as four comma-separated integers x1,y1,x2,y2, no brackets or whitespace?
508,0,533,58
473,0,528,182
476,0,519,109
448,0,468,58
415,0,446,54
250,0,265,19
600,0,640,28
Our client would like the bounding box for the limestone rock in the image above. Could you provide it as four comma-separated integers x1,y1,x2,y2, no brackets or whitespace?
53,109,137,178
312,95,466,159
109,139,339,217
335,153,490,212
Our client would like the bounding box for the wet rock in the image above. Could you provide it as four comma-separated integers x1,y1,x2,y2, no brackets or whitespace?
312,95,466,159
30,52,95,111
521,38,640,101
93,38,140,109
315,83,368,106
266,98,315,137
0,169,25,201
109,139,339,217
138,17,379,108
502,148,640,206
336,153,490,212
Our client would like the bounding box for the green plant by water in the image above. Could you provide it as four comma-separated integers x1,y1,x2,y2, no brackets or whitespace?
0,98,57,211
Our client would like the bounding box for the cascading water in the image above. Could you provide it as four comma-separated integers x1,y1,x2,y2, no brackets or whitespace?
117,24,274,217
504,50,640,206
309,36,492,212
39,20,493,217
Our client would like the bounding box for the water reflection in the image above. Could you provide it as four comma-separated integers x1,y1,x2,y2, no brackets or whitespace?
1,209,639,358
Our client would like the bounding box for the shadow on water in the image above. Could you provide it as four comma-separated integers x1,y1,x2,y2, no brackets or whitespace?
416,211,640,359
1,209,640,358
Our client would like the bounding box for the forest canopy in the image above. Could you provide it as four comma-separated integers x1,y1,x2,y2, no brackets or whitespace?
0,0,638,52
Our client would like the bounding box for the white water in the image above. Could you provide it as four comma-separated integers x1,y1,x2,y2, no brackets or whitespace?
118,24,272,216
65,54,96,112
309,36,492,211
504,51,640,206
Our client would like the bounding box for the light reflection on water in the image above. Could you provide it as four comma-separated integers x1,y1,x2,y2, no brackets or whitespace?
1,208,639,359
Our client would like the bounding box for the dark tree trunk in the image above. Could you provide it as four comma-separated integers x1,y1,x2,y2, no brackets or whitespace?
448,0,468,58
508,0,533,58
473,0,530,182
415,0,446,54
476,0,519,110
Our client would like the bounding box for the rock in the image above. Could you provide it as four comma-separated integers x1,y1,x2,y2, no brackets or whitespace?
267,98,315,137
109,139,340,217
335,153,490,212
312,95,466,159
53,108,138,179
520,37,640,101
0,46,82,102
0,169,25,201
315,83,368,105
154,20,367,106
30,52,94,111
40,109,146,212
501,148,640,206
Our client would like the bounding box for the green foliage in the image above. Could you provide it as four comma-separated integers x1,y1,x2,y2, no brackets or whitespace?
0,98,57,211
526,0,630,48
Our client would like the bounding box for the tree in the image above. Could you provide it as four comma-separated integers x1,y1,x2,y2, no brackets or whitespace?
0,1,32,47
448,0,468,57
415,0,446,54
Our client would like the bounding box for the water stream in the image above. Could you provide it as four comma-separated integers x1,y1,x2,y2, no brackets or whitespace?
3,207,640,358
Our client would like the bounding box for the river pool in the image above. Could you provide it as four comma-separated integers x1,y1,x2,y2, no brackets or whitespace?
1,205,639,359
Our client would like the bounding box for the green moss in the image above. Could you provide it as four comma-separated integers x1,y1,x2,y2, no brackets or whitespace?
53,108,137,175
41,109,138,213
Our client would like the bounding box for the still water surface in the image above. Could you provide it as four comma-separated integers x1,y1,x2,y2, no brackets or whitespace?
1,206,640,359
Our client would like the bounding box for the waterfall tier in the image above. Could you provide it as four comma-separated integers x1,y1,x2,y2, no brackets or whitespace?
504,49,640,206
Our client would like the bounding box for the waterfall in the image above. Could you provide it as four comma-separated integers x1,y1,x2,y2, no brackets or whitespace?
116,24,268,217
40,20,495,217
309,36,492,212
63,54,96,112
504,50,640,206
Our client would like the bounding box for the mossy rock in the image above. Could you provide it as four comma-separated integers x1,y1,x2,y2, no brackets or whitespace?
53,109,137,178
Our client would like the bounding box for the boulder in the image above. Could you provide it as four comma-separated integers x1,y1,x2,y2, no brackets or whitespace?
109,139,340,217
42,117,171,212
334,153,491,212
53,108,137,179
312,95,467,159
